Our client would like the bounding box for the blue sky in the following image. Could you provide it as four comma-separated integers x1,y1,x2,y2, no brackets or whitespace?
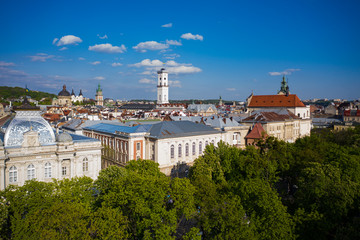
0,0,359,101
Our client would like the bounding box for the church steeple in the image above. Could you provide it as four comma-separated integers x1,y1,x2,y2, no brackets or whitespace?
278,75,289,95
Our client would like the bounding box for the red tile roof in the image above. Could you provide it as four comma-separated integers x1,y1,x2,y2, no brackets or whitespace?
243,111,300,122
248,94,306,108
344,110,360,116
245,122,267,139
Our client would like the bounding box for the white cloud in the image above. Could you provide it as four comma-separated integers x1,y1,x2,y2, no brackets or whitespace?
139,78,156,84
133,41,169,52
226,88,236,91
94,76,105,80
54,35,82,46
89,43,126,53
181,33,203,41
166,39,182,46
167,65,202,74
268,68,300,76
162,23,172,28
164,53,180,59
90,61,101,65
140,71,153,75
169,80,181,87
0,61,15,66
29,53,55,62
59,47,68,51
130,59,201,75
130,59,164,67
78,57,85,61
111,62,123,67
97,34,108,39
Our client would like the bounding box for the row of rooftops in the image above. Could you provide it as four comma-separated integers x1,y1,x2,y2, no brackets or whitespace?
83,121,221,139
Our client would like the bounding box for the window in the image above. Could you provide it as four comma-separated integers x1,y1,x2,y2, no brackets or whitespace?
178,144,182,158
192,142,196,155
211,140,215,145
170,145,174,158
62,167,67,176
9,166,17,183
159,94,161,101
45,162,52,178
83,158,89,172
27,164,35,180
205,141,209,147
136,142,141,151
199,141,203,154
185,143,189,156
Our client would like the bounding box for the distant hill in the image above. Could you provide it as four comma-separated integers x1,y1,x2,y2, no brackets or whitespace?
0,86,57,101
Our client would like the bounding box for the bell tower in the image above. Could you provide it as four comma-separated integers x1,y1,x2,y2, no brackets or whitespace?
157,68,169,104
95,83,104,106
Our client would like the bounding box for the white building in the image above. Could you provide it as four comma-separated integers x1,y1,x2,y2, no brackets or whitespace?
157,68,169,104
83,121,224,175
71,89,84,103
0,101,102,190
247,94,311,120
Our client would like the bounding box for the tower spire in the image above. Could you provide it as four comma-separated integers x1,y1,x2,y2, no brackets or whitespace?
278,75,289,95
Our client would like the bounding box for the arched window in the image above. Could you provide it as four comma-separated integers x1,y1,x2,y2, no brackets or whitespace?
192,142,196,155
178,144,182,158
199,141,203,154
205,141,209,147
45,162,51,178
9,166,17,183
185,143,189,156
27,164,35,180
170,145,174,158
83,158,89,172
211,140,215,145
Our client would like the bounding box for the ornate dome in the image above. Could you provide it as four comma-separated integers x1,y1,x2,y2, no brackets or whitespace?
58,85,71,96
56,132,73,142
4,110,56,147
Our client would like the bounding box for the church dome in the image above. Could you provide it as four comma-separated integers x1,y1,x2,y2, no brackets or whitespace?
4,110,56,147
58,85,71,96
56,132,73,142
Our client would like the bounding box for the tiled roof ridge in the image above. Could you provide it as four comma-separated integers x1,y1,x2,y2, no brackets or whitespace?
248,94,306,108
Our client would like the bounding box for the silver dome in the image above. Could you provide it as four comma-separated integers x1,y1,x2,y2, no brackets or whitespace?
4,110,56,147
56,132,73,142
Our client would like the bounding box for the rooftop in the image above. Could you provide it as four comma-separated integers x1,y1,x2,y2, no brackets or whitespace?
248,94,306,108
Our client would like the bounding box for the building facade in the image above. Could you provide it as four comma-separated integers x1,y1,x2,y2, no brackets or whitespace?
71,89,84,103
0,102,101,190
52,85,72,106
83,121,223,175
242,109,311,143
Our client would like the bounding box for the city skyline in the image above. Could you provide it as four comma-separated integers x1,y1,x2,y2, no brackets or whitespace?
0,0,359,101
